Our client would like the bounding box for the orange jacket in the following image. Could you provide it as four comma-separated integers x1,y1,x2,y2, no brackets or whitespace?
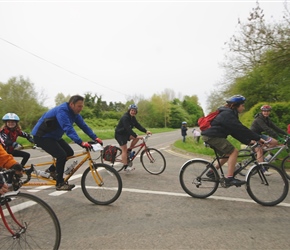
0,145,17,169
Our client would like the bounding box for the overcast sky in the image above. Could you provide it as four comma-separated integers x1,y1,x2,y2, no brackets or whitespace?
0,0,287,111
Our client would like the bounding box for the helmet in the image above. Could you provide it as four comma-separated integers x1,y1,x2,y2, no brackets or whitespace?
261,105,272,111
2,113,20,121
226,95,246,104
128,104,138,112
182,121,187,124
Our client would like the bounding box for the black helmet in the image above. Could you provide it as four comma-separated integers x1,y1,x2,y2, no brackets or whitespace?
128,104,138,113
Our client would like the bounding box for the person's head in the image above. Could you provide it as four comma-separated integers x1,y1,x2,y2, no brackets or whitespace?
225,95,246,112
260,105,272,117
182,121,187,126
127,104,138,116
68,95,85,114
2,113,20,130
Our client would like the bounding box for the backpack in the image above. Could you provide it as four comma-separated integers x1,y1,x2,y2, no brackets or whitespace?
102,145,118,163
198,110,220,131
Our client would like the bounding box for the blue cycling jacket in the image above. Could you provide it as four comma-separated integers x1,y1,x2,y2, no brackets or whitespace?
31,102,97,145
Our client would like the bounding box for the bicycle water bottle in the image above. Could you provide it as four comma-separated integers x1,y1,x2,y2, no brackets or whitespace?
36,170,50,179
129,151,135,160
64,160,78,175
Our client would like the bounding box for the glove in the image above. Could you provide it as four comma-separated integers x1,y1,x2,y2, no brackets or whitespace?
11,163,23,177
81,142,92,150
95,137,103,145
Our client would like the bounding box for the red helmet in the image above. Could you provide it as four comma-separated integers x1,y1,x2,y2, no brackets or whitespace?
261,105,272,111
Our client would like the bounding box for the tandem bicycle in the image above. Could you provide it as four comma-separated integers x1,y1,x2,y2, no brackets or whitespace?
179,142,289,206
0,169,61,249
18,141,122,205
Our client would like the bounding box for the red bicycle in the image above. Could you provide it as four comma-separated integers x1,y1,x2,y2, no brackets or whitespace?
101,134,166,175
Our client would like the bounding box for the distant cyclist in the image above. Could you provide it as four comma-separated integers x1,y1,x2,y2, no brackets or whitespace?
115,104,151,172
0,113,34,166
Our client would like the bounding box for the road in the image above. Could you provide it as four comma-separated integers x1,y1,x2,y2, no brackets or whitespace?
18,130,290,249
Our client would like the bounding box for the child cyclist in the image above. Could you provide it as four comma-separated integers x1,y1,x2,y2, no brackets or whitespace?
0,113,34,166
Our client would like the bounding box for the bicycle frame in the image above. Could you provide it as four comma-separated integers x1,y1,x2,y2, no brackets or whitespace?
22,147,104,187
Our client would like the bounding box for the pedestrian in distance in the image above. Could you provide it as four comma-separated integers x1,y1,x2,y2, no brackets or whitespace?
0,113,34,166
31,95,103,191
181,121,188,143
115,104,151,172
192,128,201,143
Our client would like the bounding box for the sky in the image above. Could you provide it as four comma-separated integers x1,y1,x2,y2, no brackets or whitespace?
0,0,287,112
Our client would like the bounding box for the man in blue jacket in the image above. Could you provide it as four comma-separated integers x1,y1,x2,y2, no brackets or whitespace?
32,95,103,191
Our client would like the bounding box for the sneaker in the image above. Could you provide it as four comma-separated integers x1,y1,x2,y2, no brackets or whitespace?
56,182,75,191
45,169,57,180
225,177,246,186
124,166,135,172
206,171,215,179
263,170,273,176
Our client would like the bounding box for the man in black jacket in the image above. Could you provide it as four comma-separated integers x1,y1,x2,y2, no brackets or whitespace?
201,95,264,186
115,104,151,172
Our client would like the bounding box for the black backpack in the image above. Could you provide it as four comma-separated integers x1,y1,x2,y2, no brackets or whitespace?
102,145,118,163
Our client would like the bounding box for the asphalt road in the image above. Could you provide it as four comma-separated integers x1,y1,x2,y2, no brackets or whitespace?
17,130,290,250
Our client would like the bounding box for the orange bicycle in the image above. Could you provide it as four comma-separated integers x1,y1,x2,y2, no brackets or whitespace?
101,134,166,175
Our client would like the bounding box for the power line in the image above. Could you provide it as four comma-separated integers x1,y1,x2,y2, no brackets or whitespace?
0,37,128,99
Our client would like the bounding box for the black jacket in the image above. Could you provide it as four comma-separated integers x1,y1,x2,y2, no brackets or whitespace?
201,106,261,145
115,112,147,138
250,113,287,138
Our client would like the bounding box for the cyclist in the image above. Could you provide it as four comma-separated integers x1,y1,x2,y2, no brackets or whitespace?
31,95,103,191
201,95,265,186
0,113,34,166
115,104,151,172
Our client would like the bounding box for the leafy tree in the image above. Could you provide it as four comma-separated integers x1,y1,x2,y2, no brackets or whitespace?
55,93,70,106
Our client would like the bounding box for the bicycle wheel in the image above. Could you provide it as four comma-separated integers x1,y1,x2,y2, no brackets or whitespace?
281,155,290,180
236,149,254,176
0,192,61,250
101,147,124,172
246,163,289,206
179,159,219,198
140,148,166,175
81,163,122,205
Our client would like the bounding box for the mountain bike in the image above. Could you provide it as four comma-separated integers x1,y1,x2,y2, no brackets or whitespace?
0,169,61,250
101,134,166,175
20,142,122,205
236,135,290,177
179,142,289,206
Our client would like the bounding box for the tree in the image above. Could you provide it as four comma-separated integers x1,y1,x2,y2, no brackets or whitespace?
0,76,47,129
55,93,70,106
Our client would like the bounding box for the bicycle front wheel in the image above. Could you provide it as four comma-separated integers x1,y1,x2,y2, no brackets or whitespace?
179,160,219,198
81,163,122,205
281,155,290,180
0,192,61,250
247,164,289,206
140,148,166,175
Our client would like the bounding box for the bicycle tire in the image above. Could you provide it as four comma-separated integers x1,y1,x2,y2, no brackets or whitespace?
281,155,290,180
81,163,122,205
179,159,219,198
0,192,61,250
236,149,254,177
101,147,125,172
140,148,166,175
246,163,289,206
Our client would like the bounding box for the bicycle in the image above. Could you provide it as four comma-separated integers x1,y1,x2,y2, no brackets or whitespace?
179,142,289,206
0,169,61,249
236,135,290,177
20,141,122,205
101,134,166,175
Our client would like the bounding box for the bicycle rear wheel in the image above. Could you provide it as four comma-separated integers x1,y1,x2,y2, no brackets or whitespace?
140,148,166,175
0,192,61,250
81,163,122,205
246,164,289,206
281,155,290,180
179,159,219,198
